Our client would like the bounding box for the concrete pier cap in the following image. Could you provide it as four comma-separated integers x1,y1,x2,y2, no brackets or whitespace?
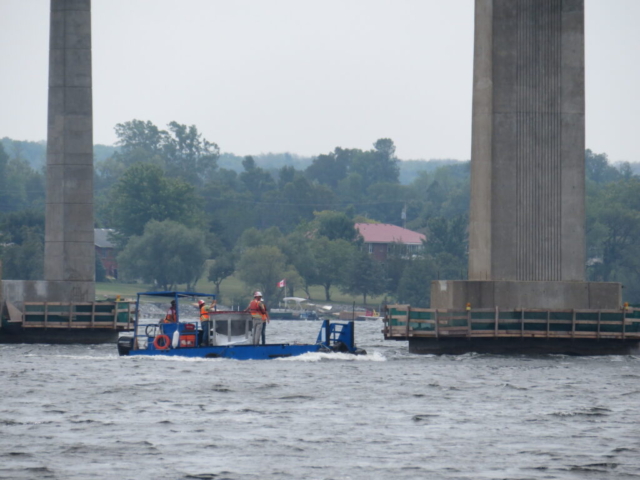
431,280,622,311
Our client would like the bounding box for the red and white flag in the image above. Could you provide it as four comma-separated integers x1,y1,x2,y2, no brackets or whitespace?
277,279,286,288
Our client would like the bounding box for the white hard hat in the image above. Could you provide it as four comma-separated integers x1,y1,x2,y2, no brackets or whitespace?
254,291,263,297
198,299,205,305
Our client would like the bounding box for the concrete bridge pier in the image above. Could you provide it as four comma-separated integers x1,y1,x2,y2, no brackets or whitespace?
43,0,95,302
2,0,95,307
430,0,621,315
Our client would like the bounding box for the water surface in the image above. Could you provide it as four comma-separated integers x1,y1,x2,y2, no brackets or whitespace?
1,320,639,479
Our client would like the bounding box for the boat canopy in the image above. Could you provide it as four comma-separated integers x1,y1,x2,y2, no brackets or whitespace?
137,291,216,299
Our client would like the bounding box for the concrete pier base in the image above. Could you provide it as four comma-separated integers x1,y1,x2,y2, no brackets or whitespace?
2,280,95,308
430,280,622,311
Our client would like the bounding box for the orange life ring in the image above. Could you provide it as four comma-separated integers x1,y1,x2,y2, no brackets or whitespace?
153,334,171,350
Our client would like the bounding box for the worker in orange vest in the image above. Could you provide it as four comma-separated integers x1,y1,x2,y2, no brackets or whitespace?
198,299,216,321
162,300,177,323
198,299,216,346
247,291,269,344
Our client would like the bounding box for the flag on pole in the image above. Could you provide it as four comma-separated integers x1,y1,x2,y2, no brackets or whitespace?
277,279,286,288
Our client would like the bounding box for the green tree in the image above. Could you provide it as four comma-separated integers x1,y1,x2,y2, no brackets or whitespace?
260,179,334,233
281,267,304,298
208,253,235,296
408,163,470,226
235,227,283,253
117,220,209,290
280,232,317,298
240,155,276,201
95,253,107,282
0,209,44,244
311,237,354,301
278,165,296,187
1,226,44,280
0,143,9,211
587,178,640,282
585,149,622,185
365,182,407,224
424,214,468,261
105,163,201,244
384,245,410,297
114,119,165,166
305,147,352,189
396,257,436,307
0,156,45,212
340,249,386,305
113,119,220,188
162,121,220,187
314,210,357,242
336,172,365,206
201,175,256,249
236,245,289,305
349,138,400,191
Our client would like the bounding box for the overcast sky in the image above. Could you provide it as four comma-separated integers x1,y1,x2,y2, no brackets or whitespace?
1,0,639,162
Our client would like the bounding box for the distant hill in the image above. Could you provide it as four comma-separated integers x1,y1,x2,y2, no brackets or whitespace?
0,138,118,167
218,152,466,185
399,159,465,184
1,138,46,169
0,137,477,185
218,152,314,173
622,162,640,176
94,144,119,162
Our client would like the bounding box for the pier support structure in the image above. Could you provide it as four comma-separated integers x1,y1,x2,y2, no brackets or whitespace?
43,0,95,302
430,0,621,313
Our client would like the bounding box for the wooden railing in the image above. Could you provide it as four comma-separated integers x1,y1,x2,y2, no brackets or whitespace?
19,301,133,330
383,305,640,341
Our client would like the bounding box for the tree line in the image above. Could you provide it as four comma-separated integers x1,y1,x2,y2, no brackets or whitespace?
1,121,639,306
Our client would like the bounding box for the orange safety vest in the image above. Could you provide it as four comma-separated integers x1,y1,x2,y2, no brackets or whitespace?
163,307,177,323
249,299,267,321
200,304,210,321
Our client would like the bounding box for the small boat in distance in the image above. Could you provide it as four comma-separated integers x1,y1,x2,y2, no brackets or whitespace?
117,291,366,360
269,297,322,320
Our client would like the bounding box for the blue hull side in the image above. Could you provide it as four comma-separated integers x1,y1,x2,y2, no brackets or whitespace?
128,343,323,360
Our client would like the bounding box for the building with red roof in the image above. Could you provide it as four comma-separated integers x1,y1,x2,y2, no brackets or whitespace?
95,228,118,278
355,223,426,262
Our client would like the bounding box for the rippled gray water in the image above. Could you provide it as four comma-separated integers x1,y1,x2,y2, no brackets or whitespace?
1,320,640,480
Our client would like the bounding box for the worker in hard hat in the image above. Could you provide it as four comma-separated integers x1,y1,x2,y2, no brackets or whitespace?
198,298,216,346
247,291,269,344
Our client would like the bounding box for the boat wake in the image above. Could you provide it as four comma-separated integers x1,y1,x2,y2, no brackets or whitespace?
276,350,386,362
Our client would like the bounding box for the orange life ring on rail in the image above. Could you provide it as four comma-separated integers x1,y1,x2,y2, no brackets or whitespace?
153,334,171,350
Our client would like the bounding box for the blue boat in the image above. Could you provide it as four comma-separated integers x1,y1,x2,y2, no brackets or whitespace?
117,291,366,359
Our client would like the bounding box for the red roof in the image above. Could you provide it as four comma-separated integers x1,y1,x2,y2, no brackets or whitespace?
355,223,425,245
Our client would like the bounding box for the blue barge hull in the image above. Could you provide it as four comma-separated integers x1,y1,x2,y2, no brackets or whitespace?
128,342,329,360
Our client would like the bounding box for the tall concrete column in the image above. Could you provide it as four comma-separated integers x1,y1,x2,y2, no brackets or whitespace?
44,0,95,302
469,0,585,282
431,0,620,310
